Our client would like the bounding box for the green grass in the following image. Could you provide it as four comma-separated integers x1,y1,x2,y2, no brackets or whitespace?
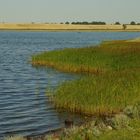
98,129,140,140
5,119,140,140
44,119,140,140
62,119,140,140
32,40,140,74
32,40,140,115
54,70,140,115
64,130,140,140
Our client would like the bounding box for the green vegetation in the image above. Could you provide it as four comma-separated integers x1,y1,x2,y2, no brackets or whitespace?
9,39,140,140
5,118,140,140
71,21,106,25
32,40,140,74
65,22,70,24
60,123,140,140
130,21,136,25
6,114,140,140
114,22,121,25
32,40,140,116
36,116,140,140
129,21,140,25
56,119,140,140
53,71,140,115
31,39,140,139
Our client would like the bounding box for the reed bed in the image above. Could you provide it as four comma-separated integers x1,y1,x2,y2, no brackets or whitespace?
32,40,140,115
32,40,140,74
53,70,140,115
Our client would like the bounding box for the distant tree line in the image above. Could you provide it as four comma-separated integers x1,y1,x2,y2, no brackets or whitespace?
71,21,106,25
63,21,106,25
62,21,140,25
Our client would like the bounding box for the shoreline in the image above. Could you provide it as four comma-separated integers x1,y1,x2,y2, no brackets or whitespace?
1,29,140,32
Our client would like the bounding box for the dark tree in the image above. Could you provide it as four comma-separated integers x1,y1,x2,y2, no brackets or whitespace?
115,22,121,25
65,22,70,24
130,21,136,25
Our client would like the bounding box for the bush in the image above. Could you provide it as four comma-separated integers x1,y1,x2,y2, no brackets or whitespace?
130,21,136,25
65,22,69,24
115,22,120,25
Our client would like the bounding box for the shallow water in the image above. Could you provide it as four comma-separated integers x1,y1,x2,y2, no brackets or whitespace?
0,31,140,138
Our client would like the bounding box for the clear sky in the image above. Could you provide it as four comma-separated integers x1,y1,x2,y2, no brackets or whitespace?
0,0,140,24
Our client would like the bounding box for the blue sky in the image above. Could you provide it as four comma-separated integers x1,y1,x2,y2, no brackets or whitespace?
0,0,140,23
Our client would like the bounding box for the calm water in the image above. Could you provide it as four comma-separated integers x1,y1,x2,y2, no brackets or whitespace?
0,31,140,138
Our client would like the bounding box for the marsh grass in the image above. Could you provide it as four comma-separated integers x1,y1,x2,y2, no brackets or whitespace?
54,70,140,115
32,40,140,74
32,40,140,115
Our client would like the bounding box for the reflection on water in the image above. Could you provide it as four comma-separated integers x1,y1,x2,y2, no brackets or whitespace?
0,31,140,138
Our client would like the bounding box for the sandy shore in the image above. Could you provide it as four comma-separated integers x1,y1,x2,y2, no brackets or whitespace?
0,23,140,31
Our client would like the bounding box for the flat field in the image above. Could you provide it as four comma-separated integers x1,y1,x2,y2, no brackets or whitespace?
0,23,140,31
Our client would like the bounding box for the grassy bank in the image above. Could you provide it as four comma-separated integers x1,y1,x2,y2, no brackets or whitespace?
54,70,140,115
6,118,140,140
49,118,140,140
32,40,140,74
32,40,140,116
